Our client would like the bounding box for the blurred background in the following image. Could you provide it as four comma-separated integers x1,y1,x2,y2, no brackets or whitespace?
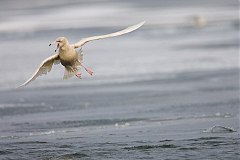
0,0,239,160
0,0,238,89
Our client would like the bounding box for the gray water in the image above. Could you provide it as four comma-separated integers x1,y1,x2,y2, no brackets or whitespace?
0,0,239,159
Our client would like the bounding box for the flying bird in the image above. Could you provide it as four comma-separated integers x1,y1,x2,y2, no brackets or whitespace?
18,21,145,87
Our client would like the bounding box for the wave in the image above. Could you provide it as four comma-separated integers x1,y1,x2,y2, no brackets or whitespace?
32,118,145,130
203,125,237,133
58,152,90,159
0,150,13,155
124,144,178,150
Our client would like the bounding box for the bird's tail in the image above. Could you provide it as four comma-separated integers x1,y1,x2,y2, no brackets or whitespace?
63,68,75,80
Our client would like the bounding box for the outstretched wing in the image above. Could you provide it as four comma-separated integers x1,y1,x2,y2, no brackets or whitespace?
18,54,60,87
73,21,145,48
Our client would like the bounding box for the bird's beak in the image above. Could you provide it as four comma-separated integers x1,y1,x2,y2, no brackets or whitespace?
49,41,56,46
55,43,59,52
49,41,59,52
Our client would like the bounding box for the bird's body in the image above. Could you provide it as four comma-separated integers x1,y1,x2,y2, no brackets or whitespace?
60,50,78,77
19,21,145,87
59,46,76,66
59,43,87,79
58,43,80,76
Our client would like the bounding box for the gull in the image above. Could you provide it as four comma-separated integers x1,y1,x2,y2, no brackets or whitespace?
18,21,145,87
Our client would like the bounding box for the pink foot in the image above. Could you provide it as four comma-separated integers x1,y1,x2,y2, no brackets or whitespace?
75,73,82,79
80,64,93,76
85,68,93,75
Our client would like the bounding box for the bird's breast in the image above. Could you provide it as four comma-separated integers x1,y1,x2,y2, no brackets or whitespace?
59,47,78,66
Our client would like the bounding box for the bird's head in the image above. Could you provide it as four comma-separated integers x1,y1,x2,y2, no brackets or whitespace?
49,37,69,52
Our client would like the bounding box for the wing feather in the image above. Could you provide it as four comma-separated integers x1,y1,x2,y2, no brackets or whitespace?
18,54,59,87
73,21,145,48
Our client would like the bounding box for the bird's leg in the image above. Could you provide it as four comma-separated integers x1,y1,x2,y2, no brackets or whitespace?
70,65,82,79
80,64,93,75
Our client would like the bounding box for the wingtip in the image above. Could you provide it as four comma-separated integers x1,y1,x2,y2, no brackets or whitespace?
134,21,146,29
139,21,146,26
16,84,24,89
16,81,29,89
